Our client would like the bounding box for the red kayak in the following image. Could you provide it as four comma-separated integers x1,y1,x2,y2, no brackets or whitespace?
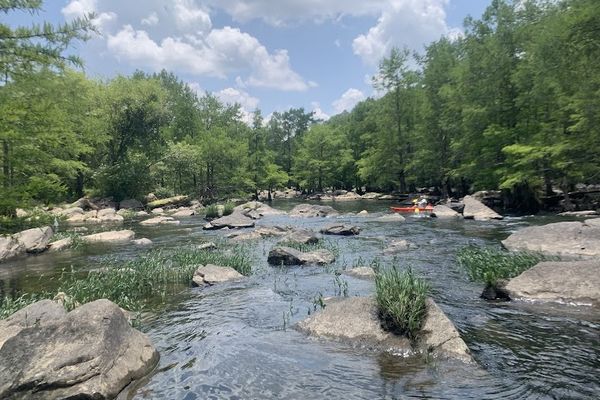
390,205,434,213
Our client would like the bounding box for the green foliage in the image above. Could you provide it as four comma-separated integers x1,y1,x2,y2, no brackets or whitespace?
204,204,219,219
223,201,235,216
375,266,430,341
456,246,554,285
0,293,47,320
0,209,62,234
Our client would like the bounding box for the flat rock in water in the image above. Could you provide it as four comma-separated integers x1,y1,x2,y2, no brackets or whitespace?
289,204,339,218
192,264,244,286
362,192,382,200
132,238,153,246
504,260,600,306
377,214,406,223
147,195,189,209
334,192,362,201
558,210,598,217
203,211,255,230
0,299,158,399
282,229,319,245
13,226,53,253
267,246,335,265
383,239,415,254
344,267,375,279
197,242,217,250
48,237,73,252
320,224,360,236
82,230,135,244
140,216,180,226
0,237,26,262
431,205,461,219
170,208,195,217
501,220,600,257
296,297,472,363
234,201,285,219
462,195,503,221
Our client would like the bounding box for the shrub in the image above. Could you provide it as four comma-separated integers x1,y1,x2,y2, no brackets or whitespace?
375,266,429,341
204,204,219,219
223,201,235,216
456,246,553,286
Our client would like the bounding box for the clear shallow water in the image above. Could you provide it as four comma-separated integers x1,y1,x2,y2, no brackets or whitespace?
1,201,599,399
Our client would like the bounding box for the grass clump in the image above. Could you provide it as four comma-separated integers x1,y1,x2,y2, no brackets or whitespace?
204,204,219,219
0,210,64,235
375,266,430,341
223,201,235,216
456,246,553,286
277,239,339,257
0,293,49,319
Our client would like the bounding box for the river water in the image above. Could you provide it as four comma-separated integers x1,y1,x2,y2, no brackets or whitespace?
1,200,598,399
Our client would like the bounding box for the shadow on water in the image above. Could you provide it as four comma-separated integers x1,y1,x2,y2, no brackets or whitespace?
1,200,599,399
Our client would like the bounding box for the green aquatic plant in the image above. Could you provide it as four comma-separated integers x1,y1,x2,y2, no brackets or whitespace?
375,266,430,341
456,246,553,286
204,204,219,219
277,239,340,257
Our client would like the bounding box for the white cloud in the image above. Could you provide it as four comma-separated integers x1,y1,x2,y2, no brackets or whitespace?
187,82,204,96
173,0,212,34
107,25,310,91
61,0,116,31
311,102,330,121
352,0,449,64
215,87,260,124
332,88,365,113
141,12,159,27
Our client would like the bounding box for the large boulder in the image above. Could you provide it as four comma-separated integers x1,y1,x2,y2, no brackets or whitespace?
320,224,360,236
70,197,99,211
228,226,289,241
82,230,135,244
504,260,599,306
462,195,503,221
59,207,84,218
0,299,158,399
501,220,600,257
119,199,144,210
296,297,472,363
13,226,53,254
431,205,461,219
139,216,181,226
234,201,284,219
267,246,335,265
203,211,255,230
147,195,190,209
0,236,25,262
192,264,244,287
97,208,124,223
334,192,362,201
289,204,339,218
48,237,73,252
170,208,195,217
281,229,319,245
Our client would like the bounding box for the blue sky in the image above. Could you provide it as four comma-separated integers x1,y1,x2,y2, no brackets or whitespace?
7,1,491,120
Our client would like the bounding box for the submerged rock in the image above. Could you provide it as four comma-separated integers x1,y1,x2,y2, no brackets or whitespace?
297,297,472,363
344,266,376,280
132,238,153,246
203,211,255,230
282,229,319,245
320,224,360,236
383,239,416,254
377,214,406,223
192,264,244,287
82,230,135,244
501,220,600,257
0,299,158,399
13,226,53,254
505,260,600,306
289,204,339,218
267,246,335,265
140,216,180,226
234,201,285,219
48,237,73,252
462,196,503,221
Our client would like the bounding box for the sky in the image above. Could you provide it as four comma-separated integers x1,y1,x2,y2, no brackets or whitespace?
7,0,491,121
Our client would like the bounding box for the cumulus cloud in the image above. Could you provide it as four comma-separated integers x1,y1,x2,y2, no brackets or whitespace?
61,0,116,31
215,87,260,124
141,12,159,27
332,88,366,114
173,0,212,34
311,102,330,121
107,25,311,90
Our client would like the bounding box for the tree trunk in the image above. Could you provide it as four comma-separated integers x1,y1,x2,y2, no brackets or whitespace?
3,140,9,188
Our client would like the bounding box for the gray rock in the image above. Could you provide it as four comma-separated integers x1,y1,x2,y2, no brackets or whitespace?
267,246,335,265
13,226,53,253
289,204,339,218
296,297,472,363
377,214,406,223
119,199,144,210
320,224,360,236
171,208,195,217
136,210,149,217
97,208,117,218
132,238,153,246
147,195,190,209
0,300,66,350
192,264,243,287
282,229,319,245
431,205,461,219
501,220,600,257
197,242,217,250
462,195,503,220
505,260,600,306
362,192,382,200
558,210,598,217
585,218,600,227
203,211,255,230
344,266,375,279
334,192,362,201
82,230,135,244
59,207,84,218
383,239,415,254
357,210,369,215
70,197,99,211
0,299,158,400
48,238,73,252
234,201,285,219
151,208,164,215
140,216,180,226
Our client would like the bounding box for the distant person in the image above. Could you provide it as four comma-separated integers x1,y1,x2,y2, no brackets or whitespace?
418,198,428,208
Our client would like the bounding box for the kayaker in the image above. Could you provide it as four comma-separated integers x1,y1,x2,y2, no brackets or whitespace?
418,198,428,208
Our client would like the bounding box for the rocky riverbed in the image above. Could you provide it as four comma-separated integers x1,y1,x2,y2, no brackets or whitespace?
0,199,598,399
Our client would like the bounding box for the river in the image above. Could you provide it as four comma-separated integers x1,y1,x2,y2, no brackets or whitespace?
1,200,598,399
